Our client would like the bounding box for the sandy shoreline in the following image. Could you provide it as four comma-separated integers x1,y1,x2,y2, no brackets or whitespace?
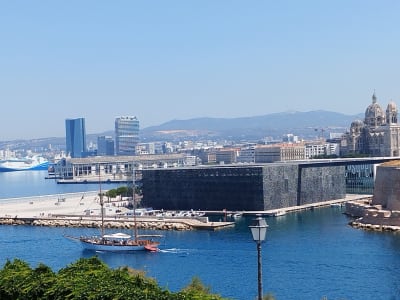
0,192,112,218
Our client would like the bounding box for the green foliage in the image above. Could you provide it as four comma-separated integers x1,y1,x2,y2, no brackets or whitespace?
263,293,276,300
0,257,230,300
116,186,128,196
0,259,56,300
105,189,118,200
178,276,225,300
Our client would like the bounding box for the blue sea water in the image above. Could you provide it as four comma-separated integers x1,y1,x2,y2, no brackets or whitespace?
0,171,399,300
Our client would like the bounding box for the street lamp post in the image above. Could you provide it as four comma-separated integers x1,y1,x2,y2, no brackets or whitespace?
249,216,268,300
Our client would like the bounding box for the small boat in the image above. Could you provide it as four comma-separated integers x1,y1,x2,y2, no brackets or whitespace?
66,168,161,252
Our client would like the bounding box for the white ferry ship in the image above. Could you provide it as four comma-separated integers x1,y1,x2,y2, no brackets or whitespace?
0,156,49,172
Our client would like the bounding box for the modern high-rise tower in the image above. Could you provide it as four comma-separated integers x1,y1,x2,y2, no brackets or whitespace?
97,135,115,156
65,118,87,158
115,116,139,156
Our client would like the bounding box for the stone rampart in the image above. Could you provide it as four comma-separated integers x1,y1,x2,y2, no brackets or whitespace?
372,164,400,210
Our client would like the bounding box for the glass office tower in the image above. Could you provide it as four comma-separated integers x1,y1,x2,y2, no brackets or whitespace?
97,135,115,156
115,116,139,156
65,118,87,158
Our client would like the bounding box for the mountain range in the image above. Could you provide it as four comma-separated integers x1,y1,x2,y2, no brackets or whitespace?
140,110,362,142
1,110,363,150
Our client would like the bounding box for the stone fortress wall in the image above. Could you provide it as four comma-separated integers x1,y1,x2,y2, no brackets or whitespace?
372,162,400,211
346,161,400,230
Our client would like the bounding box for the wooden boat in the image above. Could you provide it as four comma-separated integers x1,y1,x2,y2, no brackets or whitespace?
66,168,161,252
78,232,161,252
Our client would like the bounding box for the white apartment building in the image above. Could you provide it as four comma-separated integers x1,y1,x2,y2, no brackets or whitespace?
305,142,340,158
255,144,306,163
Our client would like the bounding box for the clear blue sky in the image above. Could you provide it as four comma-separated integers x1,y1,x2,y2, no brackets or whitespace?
1,1,400,140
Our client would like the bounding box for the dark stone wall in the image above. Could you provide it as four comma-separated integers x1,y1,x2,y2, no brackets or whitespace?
262,164,299,210
299,165,346,205
141,166,264,211
141,164,346,211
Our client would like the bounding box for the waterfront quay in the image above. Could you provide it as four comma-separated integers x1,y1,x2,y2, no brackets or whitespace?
0,192,367,230
0,192,234,231
206,194,367,217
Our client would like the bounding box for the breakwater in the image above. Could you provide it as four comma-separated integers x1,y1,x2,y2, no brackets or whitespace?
0,216,234,231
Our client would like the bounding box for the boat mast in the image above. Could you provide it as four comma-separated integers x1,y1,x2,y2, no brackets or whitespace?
132,164,138,243
99,165,104,238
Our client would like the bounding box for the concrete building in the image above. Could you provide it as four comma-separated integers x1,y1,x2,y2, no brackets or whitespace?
215,148,239,164
65,118,86,158
255,144,306,163
52,153,186,182
195,149,217,164
136,143,155,155
237,146,256,163
115,116,139,156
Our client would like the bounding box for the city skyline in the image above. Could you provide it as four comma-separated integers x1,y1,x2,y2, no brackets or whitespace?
2,1,400,140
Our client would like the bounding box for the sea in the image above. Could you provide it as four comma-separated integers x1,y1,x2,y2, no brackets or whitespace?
0,170,399,300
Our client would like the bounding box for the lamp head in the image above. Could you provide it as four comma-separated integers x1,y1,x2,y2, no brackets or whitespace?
249,216,268,242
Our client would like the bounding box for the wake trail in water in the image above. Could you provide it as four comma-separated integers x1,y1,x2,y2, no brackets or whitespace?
159,248,190,256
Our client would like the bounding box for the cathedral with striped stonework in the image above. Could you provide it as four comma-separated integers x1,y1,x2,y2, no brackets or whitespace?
341,92,400,157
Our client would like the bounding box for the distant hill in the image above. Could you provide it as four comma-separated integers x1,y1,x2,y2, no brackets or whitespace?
0,110,363,149
141,110,363,142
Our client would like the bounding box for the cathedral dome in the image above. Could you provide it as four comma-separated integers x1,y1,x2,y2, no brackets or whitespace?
350,119,364,135
365,92,385,127
351,119,364,127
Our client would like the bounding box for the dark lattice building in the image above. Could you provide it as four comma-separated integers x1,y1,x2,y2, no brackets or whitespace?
141,163,345,211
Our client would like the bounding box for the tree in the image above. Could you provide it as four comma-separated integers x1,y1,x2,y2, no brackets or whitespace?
0,257,231,300
0,258,32,299
116,186,128,197
105,189,118,202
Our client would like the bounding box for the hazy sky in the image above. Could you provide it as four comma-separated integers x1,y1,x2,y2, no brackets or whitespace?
1,1,400,140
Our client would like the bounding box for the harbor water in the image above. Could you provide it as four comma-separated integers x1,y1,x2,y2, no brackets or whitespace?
0,171,399,300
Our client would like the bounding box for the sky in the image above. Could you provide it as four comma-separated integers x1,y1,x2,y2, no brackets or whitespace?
1,1,400,140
